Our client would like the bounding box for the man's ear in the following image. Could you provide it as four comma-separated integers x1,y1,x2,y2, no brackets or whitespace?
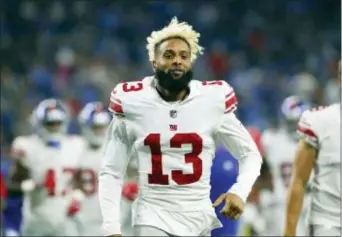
152,60,157,72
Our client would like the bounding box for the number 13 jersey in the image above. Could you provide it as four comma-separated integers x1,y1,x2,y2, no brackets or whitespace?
104,76,261,211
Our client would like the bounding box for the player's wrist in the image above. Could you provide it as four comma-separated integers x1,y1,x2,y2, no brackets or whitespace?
226,186,247,203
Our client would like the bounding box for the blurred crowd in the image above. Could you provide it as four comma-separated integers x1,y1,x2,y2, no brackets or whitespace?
1,0,340,152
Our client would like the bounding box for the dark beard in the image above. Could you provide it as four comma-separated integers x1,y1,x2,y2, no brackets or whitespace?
155,68,193,93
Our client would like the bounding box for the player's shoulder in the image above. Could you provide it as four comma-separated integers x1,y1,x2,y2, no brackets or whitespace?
12,134,37,148
192,79,237,113
299,104,337,126
10,134,37,159
192,79,234,95
320,103,340,117
108,76,154,116
261,128,279,148
64,135,87,149
297,104,338,146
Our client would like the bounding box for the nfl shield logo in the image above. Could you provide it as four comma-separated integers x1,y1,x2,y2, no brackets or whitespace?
170,110,177,118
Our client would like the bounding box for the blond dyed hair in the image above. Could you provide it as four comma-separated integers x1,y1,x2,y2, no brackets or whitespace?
146,17,204,63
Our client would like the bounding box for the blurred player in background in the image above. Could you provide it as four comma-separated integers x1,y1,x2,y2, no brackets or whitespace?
260,96,311,236
77,101,138,236
284,63,341,236
76,101,112,236
99,17,262,236
237,127,272,236
6,98,85,236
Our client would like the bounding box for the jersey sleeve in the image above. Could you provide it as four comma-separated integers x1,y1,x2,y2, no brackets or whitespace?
222,81,238,114
10,137,30,167
98,117,133,236
215,113,262,202
297,110,320,148
108,83,124,116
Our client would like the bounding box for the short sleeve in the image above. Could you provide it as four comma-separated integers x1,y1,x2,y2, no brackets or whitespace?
108,83,124,116
222,81,238,114
297,110,319,148
10,137,30,167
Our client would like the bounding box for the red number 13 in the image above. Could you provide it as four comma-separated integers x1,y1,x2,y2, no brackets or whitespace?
144,133,203,185
123,82,143,92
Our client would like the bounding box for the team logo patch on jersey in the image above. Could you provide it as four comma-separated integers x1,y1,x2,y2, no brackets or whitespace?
169,124,178,131
170,110,177,118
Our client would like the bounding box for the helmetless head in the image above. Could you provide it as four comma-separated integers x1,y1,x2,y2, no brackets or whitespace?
146,17,204,93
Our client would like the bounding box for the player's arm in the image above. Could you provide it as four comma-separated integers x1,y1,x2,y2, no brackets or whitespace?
6,141,32,194
66,166,87,217
215,112,263,203
98,117,132,237
284,112,318,236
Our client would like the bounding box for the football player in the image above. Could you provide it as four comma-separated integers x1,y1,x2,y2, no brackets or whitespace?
76,101,112,236
260,96,311,236
6,98,85,236
284,63,341,236
99,17,262,237
77,101,138,236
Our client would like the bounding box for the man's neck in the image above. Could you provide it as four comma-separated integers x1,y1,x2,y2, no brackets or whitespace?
155,83,189,102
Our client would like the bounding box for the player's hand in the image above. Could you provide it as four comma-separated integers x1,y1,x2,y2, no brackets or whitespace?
122,182,138,201
67,199,81,216
212,192,245,220
67,189,85,216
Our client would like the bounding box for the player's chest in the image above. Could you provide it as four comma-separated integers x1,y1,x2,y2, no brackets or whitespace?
130,109,218,154
130,100,220,138
29,144,80,172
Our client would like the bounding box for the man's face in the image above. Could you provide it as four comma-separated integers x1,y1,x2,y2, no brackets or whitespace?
91,124,107,136
153,38,193,92
44,121,63,133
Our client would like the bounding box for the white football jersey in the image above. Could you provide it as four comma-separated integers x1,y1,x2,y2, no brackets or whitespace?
76,140,138,235
77,144,103,225
99,76,262,235
11,134,85,231
297,103,341,227
262,128,298,201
